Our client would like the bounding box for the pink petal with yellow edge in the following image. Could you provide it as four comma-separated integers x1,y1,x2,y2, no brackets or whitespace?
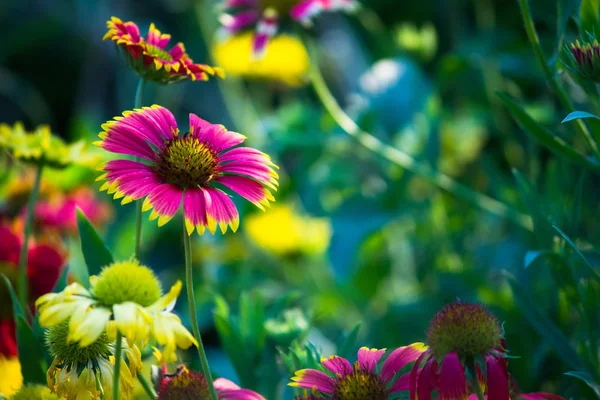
219,163,277,186
116,106,178,148
486,355,509,400
183,187,208,236
203,187,239,234
147,23,171,48
289,369,335,393
170,43,186,61
438,352,468,400
357,347,386,373
381,343,427,383
409,351,430,400
321,356,353,378
214,176,273,209
189,113,246,153
100,123,156,160
219,147,272,164
103,160,161,202
143,184,183,227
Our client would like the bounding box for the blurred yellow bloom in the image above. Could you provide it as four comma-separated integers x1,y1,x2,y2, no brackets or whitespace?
214,33,309,86
11,384,59,400
245,204,331,256
0,122,100,169
0,356,23,397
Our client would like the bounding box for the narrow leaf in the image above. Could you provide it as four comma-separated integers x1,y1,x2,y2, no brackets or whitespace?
76,208,113,281
565,371,600,398
498,93,600,170
562,111,600,123
524,250,553,268
553,225,600,283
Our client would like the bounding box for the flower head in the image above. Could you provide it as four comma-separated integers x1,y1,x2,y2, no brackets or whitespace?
0,122,99,169
45,322,142,400
95,105,278,235
156,366,265,399
104,17,224,84
290,344,426,399
564,36,600,83
245,204,331,256
410,302,508,400
36,260,197,363
213,32,309,86
0,355,23,397
219,0,358,58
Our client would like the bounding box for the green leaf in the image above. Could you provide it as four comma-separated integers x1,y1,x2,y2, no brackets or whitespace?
565,371,600,398
580,0,600,37
337,323,361,360
498,93,600,170
524,250,553,268
76,208,113,282
562,111,600,123
505,273,585,371
553,224,600,283
1,275,47,385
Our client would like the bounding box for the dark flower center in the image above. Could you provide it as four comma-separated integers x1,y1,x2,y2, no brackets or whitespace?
158,369,210,400
427,302,502,359
260,0,298,14
145,44,173,62
155,135,219,189
333,362,388,400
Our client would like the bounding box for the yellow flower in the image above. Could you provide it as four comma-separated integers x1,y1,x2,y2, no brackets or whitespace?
245,204,331,256
0,122,100,169
213,33,309,87
36,260,197,363
12,384,60,399
0,356,23,397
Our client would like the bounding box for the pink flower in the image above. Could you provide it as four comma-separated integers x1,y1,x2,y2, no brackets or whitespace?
104,17,224,84
219,0,358,58
95,105,278,235
289,344,426,399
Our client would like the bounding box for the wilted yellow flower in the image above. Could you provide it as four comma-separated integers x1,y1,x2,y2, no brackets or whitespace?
214,33,309,87
0,122,99,169
245,204,331,256
36,260,197,363
0,356,23,397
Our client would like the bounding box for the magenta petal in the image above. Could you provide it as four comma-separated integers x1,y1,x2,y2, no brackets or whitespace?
520,394,565,400
438,352,468,400
183,187,208,234
103,160,162,200
0,225,20,264
381,344,426,383
486,355,509,400
321,356,353,378
189,113,245,153
221,10,260,32
291,0,322,23
120,106,178,147
219,147,270,163
409,351,429,400
146,184,183,223
416,359,438,400
214,175,271,208
290,369,335,393
204,187,239,234
214,378,240,390
390,372,411,392
357,347,386,373
170,43,185,60
252,11,278,58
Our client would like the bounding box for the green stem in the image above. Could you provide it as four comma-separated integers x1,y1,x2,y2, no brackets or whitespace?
517,0,600,160
307,52,533,231
133,78,146,260
183,225,218,400
113,332,123,400
18,163,43,314
137,374,157,399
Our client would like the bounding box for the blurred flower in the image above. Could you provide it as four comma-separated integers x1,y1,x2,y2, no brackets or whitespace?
214,32,309,86
95,105,278,235
395,22,438,61
290,344,426,398
0,355,23,397
265,308,310,346
0,222,64,357
104,17,224,84
156,366,265,399
563,36,600,83
0,122,99,169
439,113,487,175
45,322,142,400
36,260,197,363
33,187,113,235
219,0,358,58
245,204,331,256
410,302,508,400
11,385,60,400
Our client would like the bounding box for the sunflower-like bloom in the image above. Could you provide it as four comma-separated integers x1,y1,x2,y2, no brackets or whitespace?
245,204,331,256
46,322,142,400
0,222,64,357
95,105,278,235
156,366,265,399
104,16,224,84
213,32,309,86
290,344,426,399
410,302,509,400
219,0,358,58
0,355,23,397
0,122,99,169
36,261,197,363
